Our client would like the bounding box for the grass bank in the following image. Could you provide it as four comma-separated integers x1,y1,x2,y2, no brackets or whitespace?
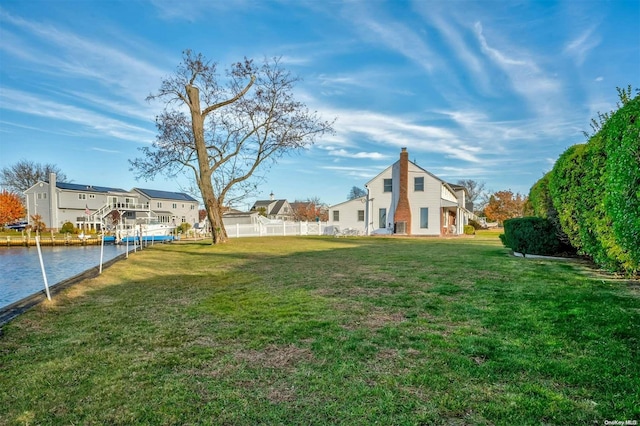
1,233,638,424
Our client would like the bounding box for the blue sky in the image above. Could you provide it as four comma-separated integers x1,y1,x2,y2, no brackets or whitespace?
1,0,638,209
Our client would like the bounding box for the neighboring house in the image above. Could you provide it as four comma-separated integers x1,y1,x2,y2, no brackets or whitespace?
329,148,474,236
328,197,367,234
222,209,260,226
250,193,294,221
23,173,199,231
131,188,199,226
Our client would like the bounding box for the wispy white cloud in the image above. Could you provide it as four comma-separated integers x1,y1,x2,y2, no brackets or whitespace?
564,26,600,66
0,88,155,143
91,147,121,154
320,165,381,179
412,4,490,91
0,9,166,104
473,22,563,117
317,107,484,163
342,4,438,74
325,148,389,160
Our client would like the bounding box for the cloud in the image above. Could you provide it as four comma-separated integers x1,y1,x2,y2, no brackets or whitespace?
564,26,600,66
0,9,166,104
320,165,382,179
342,4,438,74
473,22,562,117
325,148,389,160
91,147,121,154
0,88,155,143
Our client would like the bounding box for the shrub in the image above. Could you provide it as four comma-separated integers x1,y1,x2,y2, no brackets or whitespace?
468,219,483,230
463,225,475,235
177,222,192,234
500,217,563,256
60,222,75,233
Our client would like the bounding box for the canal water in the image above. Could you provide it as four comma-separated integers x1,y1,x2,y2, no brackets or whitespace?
0,244,133,309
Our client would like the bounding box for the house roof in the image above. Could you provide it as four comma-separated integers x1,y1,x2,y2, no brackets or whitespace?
448,183,469,195
329,196,367,209
133,188,198,202
252,200,274,208
54,182,127,193
271,199,288,215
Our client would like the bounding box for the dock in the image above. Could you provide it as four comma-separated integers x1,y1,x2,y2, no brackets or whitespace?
2,235,113,247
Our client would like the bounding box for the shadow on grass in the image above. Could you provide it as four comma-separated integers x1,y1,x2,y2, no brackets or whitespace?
1,236,638,424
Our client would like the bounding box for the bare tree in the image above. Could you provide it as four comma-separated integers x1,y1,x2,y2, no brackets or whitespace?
455,179,486,211
347,186,366,200
130,51,334,244
0,160,68,195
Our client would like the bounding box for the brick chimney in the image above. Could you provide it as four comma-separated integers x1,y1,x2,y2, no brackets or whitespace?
395,148,411,234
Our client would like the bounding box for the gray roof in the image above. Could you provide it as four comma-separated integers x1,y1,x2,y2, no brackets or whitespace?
271,199,287,214
55,182,127,193
252,200,274,208
134,188,198,202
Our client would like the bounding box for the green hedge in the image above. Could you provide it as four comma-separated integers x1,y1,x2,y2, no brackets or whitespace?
463,225,475,235
603,97,640,273
540,94,639,274
500,217,563,256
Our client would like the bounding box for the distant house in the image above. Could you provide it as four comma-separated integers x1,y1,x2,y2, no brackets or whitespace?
23,173,199,231
328,148,474,236
250,193,294,221
222,209,260,226
131,188,199,226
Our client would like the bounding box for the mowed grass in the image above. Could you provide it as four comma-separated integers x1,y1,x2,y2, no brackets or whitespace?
0,232,638,425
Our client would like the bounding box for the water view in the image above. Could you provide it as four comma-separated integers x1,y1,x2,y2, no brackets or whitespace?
0,245,133,309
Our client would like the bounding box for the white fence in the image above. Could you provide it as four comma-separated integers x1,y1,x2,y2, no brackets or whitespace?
224,221,332,238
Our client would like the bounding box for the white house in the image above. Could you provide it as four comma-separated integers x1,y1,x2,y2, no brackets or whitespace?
329,148,474,236
24,173,199,231
327,196,367,234
250,193,294,221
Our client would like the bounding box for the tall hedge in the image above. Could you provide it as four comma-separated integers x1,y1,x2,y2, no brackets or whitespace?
544,94,639,275
527,172,570,246
603,97,640,273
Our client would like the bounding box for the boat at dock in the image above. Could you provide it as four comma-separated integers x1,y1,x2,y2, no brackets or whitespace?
117,222,177,243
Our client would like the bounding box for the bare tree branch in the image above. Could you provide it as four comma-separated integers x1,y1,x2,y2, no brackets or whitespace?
130,51,334,243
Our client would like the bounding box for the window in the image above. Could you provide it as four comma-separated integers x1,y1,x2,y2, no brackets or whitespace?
78,193,86,200
191,205,195,210
333,210,339,221
383,178,392,192
172,203,177,209
420,208,429,228
181,216,186,223
37,193,46,200
379,208,387,228
357,210,365,221
415,177,424,191
89,194,95,199
157,202,162,208
182,204,185,208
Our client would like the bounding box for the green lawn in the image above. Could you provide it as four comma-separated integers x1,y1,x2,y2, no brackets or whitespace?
1,233,638,425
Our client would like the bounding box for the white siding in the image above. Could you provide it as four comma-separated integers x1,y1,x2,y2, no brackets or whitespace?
327,197,367,235
407,164,442,236
366,165,394,234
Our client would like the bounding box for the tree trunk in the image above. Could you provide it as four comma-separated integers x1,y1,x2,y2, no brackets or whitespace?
186,84,229,244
